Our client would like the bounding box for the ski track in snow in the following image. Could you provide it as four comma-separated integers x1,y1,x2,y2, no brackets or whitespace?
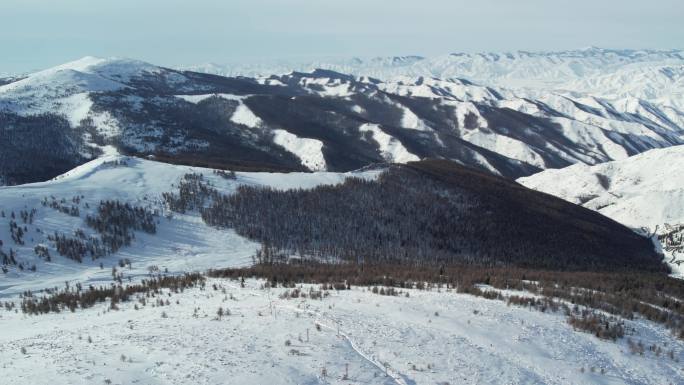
278,303,409,385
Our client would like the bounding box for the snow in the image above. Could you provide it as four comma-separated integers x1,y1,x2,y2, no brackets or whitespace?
181,48,684,99
0,56,160,120
230,102,262,128
0,69,118,120
52,56,175,85
563,64,684,109
518,145,684,230
175,93,246,104
351,105,366,114
378,77,496,103
367,73,684,170
179,50,684,160
450,101,488,129
470,152,501,176
2,54,684,176
0,279,681,385
1,152,679,382
518,145,684,277
176,94,263,128
399,105,431,131
0,56,185,157
461,130,546,169
359,123,419,163
89,110,122,139
272,129,327,171
0,155,381,297
297,76,355,97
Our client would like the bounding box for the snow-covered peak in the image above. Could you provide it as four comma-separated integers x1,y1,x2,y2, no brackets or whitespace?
48,56,111,72
274,69,372,97
37,56,162,80
0,56,152,97
2,53,684,184
561,64,684,108
0,56,175,96
0,56,193,129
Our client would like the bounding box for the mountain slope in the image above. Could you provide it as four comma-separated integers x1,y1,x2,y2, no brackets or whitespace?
518,145,684,276
518,145,684,229
1,56,683,185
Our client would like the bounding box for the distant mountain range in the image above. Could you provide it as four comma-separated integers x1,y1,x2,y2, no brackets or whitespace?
2,49,683,185
182,48,684,101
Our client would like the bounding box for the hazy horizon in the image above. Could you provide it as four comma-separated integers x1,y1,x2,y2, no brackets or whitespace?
1,0,682,74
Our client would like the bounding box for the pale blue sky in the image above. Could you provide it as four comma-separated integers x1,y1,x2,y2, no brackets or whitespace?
1,0,682,73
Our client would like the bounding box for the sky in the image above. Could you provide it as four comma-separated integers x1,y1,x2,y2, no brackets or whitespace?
0,0,682,73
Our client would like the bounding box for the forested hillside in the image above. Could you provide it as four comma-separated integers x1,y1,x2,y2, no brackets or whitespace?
163,159,664,272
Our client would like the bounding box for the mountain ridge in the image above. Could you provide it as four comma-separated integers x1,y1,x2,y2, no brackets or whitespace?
2,55,683,185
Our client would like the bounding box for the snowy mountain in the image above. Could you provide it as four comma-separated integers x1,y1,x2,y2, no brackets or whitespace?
2,55,684,185
2,49,684,383
518,145,684,276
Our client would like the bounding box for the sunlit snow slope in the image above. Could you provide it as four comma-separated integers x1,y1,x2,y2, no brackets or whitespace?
518,145,684,276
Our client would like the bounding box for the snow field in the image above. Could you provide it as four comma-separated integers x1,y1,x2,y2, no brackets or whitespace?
1,278,682,385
